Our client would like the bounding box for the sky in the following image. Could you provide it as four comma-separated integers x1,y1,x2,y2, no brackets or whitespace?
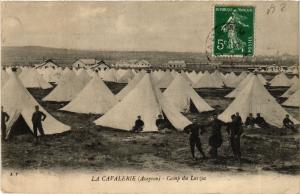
1,1,299,55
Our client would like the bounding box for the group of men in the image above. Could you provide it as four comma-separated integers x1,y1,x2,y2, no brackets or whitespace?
245,113,296,132
132,114,168,133
1,105,46,144
185,112,298,161
131,111,297,161
184,113,243,161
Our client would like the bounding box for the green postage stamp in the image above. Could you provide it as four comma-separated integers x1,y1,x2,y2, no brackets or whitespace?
214,5,255,57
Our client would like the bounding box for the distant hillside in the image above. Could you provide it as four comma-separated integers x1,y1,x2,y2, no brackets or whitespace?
1,46,208,66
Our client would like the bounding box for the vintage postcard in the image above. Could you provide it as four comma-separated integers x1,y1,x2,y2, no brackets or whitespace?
1,1,299,194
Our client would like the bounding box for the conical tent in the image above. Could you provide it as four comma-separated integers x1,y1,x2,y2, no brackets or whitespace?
186,71,199,84
77,69,91,83
219,75,299,127
257,74,268,85
180,71,193,85
94,73,192,132
36,67,52,82
60,76,117,114
282,89,300,107
223,72,239,88
74,68,84,76
163,74,214,113
19,68,53,89
152,70,164,83
2,73,70,138
43,70,88,102
238,71,247,80
88,71,99,78
170,70,178,77
225,73,254,98
2,69,9,87
102,69,117,82
281,82,299,98
270,73,291,87
116,72,145,101
48,68,63,83
117,69,135,83
289,76,299,86
156,70,174,88
86,69,95,77
212,70,225,82
193,71,224,88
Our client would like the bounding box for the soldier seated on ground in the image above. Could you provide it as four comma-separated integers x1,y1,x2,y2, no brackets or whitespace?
254,113,269,128
132,115,144,133
283,114,297,133
245,113,255,128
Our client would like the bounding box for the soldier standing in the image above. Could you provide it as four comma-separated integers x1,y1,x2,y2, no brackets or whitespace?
32,105,46,144
208,114,227,159
1,106,10,141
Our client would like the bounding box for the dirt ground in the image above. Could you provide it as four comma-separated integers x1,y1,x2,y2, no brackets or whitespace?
2,83,300,174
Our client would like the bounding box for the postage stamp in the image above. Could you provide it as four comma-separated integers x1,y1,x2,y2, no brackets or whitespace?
213,5,255,57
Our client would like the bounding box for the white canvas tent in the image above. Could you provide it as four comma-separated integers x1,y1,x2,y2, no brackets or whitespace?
152,70,164,83
238,71,247,80
186,71,199,84
94,73,192,132
48,68,63,83
43,70,88,102
102,68,117,82
219,75,299,127
257,74,268,85
116,71,145,101
180,71,193,85
77,69,91,83
289,76,299,86
117,69,135,83
1,69,9,87
19,68,53,89
163,75,214,113
282,89,300,107
281,82,299,98
212,70,225,82
223,72,239,88
225,73,254,98
2,73,70,138
60,76,117,114
156,70,174,88
270,73,291,87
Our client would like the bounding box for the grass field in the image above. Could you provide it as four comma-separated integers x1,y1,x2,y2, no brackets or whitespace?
2,83,300,174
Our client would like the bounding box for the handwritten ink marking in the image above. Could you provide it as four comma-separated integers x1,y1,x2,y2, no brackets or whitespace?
10,172,18,176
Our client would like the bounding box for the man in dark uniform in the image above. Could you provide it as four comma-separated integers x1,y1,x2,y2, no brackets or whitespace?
1,106,10,141
32,105,46,144
132,115,144,133
235,112,243,127
184,123,207,160
208,114,227,159
156,114,165,131
283,114,297,133
226,115,243,161
255,113,269,128
245,113,255,128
